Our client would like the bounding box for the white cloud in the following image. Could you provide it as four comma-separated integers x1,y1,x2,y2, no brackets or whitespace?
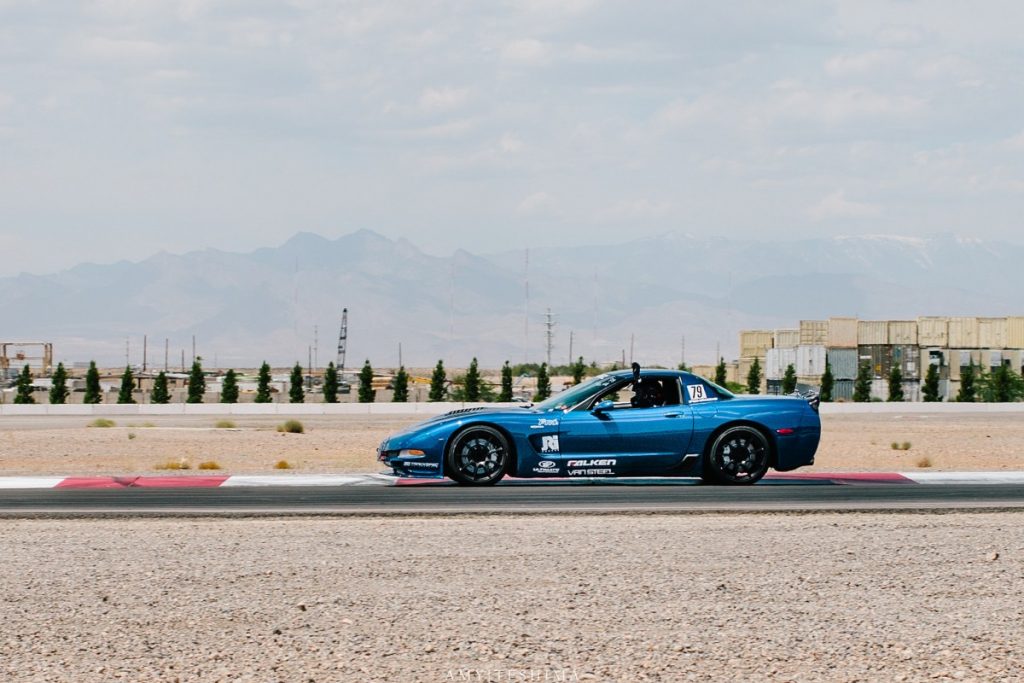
517,192,554,214
807,191,881,221
498,133,523,153
501,39,549,66
824,50,893,77
417,87,470,113
77,36,169,60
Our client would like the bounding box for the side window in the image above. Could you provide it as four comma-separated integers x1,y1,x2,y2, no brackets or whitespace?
684,379,719,405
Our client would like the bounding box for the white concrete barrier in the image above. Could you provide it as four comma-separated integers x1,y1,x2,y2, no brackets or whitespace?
0,402,513,417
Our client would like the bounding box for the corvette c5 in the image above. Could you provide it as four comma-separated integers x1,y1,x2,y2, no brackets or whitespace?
378,366,821,485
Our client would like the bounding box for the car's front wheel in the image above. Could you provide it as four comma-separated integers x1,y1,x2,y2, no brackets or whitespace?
446,426,511,486
702,426,770,485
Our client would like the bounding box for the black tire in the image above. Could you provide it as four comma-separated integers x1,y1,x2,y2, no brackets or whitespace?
701,426,770,485
445,426,511,486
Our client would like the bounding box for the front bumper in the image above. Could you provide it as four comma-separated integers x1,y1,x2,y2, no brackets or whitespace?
377,442,445,479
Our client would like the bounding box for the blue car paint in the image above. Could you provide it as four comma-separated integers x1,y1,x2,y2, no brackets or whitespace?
378,370,821,480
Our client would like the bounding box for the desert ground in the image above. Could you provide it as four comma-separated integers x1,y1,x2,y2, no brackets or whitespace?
0,412,1022,475
2,513,1021,682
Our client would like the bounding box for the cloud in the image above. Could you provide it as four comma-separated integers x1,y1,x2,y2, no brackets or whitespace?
417,86,470,113
501,38,549,66
517,192,554,215
1005,131,1024,149
77,36,169,60
824,50,893,77
498,133,523,153
807,191,881,221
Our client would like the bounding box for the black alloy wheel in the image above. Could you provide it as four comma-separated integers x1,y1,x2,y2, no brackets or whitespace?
446,426,511,485
702,426,770,485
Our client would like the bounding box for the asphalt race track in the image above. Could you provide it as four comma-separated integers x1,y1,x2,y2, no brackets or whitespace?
3,482,1024,516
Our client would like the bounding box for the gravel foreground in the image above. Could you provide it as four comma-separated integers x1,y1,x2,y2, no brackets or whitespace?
1,513,1022,682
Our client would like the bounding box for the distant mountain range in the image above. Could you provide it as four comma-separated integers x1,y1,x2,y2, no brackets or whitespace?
2,230,1022,370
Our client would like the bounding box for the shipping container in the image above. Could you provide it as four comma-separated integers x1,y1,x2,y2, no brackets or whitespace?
832,379,854,402
774,329,800,349
901,381,922,402
917,317,949,347
858,345,889,379
827,317,858,348
986,350,1003,370
796,345,826,378
1004,349,1023,373
869,379,888,402
826,348,858,380
888,320,918,346
948,317,979,348
739,330,774,359
947,350,982,381
891,344,920,379
920,348,950,380
857,320,888,345
799,320,828,346
766,348,797,381
1008,317,1024,349
978,317,1008,349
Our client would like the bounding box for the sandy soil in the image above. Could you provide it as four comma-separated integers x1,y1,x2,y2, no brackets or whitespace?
1,513,1021,682
1,412,1023,475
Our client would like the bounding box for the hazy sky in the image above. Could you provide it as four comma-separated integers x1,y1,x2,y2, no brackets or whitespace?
1,1,1022,276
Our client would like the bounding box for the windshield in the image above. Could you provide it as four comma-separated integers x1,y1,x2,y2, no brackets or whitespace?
533,373,623,411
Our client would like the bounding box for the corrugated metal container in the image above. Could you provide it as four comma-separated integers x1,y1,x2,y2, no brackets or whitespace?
891,344,919,379
739,330,774,359
947,350,981,381
987,350,1003,369
774,329,800,349
918,317,949,347
901,381,921,403
1008,317,1024,349
858,345,889,379
799,320,828,345
870,379,888,402
888,320,918,346
1004,349,1023,373
796,345,826,378
948,317,980,348
826,348,858,380
857,321,888,345
832,379,854,402
766,348,797,381
827,317,858,349
921,348,950,380
978,317,1007,349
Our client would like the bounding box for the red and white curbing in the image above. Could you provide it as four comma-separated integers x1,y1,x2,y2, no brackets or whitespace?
1,472,1024,489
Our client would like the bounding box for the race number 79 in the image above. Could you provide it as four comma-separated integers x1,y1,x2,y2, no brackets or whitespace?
687,384,708,402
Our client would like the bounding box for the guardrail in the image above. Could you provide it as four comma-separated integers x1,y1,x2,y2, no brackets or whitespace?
1,402,1024,416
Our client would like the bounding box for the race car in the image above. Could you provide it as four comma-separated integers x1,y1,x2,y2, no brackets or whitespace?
377,365,821,485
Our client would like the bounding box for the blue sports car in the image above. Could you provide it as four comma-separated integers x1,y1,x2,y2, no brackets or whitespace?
378,365,821,485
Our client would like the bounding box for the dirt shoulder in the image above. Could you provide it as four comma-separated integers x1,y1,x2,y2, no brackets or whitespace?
1,513,1020,682
0,412,1022,475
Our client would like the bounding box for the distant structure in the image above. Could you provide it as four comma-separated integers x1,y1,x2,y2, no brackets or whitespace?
1,342,53,378
336,308,348,374
732,317,1024,401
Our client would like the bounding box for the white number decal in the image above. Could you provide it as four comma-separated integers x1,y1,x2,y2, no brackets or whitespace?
687,384,715,403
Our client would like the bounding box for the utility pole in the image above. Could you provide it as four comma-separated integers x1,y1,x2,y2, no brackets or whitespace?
524,249,529,363
307,345,313,390
164,338,169,372
398,342,403,368
142,335,147,373
313,325,318,374
192,335,196,364
180,349,185,372
337,308,348,375
544,308,555,367
568,330,574,366
629,334,635,365
125,337,129,368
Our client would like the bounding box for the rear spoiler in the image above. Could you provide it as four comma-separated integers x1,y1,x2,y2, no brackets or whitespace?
790,390,820,413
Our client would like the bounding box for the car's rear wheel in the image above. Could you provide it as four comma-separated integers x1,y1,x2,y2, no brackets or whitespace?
702,426,770,485
446,426,510,486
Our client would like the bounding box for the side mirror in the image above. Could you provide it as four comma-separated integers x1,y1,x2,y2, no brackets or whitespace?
592,399,615,413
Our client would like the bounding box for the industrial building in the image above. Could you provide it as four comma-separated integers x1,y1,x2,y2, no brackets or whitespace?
735,317,1024,401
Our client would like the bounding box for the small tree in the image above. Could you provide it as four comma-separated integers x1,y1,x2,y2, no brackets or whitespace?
853,362,872,402
151,371,170,404
187,360,205,403
84,361,102,404
714,358,727,386
221,369,239,404
428,360,447,402
745,357,762,395
957,362,976,403
991,364,1012,403
255,362,273,403
499,361,513,402
533,362,551,402
887,365,904,402
782,364,797,395
464,358,482,402
922,363,941,402
14,364,35,404
819,359,834,402
117,366,136,404
323,362,339,403
571,356,586,385
289,363,305,403
392,366,409,402
358,360,375,403
49,362,69,405
677,362,689,372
